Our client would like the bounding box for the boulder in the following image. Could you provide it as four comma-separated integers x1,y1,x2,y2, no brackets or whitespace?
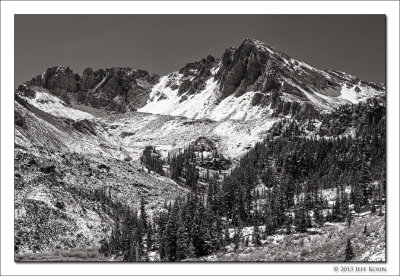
15,110,26,129
40,165,56,174
54,201,65,210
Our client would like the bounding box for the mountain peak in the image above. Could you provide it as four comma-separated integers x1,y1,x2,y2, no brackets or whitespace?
27,65,78,93
241,37,266,46
238,38,276,54
53,65,72,71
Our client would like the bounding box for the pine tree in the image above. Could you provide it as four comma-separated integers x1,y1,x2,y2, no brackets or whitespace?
295,200,308,233
345,238,354,261
187,239,196,259
346,208,353,229
285,214,293,234
165,205,178,261
144,252,150,262
378,177,384,216
233,227,242,252
140,196,147,231
224,228,231,245
192,206,206,257
135,241,141,262
252,224,262,246
371,201,376,214
176,224,189,261
201,228,214,256
314,204,325,227
146,225,154,252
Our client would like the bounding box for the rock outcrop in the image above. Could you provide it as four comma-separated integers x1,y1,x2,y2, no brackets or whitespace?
174,55,218,96
76,67,159,112
29,66,79,93
212,38,380,117
26,66,160,113
216,39,269,98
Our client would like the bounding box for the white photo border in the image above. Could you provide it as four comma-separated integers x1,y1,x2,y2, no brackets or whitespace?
1,1,399,275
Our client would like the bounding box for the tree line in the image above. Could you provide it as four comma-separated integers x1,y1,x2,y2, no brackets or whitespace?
103,97,385,261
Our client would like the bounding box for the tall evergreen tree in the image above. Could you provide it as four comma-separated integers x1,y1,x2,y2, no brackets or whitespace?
345,238,354,262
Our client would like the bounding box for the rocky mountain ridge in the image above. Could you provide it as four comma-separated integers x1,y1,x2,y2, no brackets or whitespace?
140,38,385,119
20,38,385,119
25,66,159,113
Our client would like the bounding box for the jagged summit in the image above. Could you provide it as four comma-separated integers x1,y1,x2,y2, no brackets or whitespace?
239,37,274,50
28,65,79,93
139,38,384,120
22,65,159,113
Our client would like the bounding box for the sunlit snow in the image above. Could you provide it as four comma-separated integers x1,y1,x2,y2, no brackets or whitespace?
21,90,94,120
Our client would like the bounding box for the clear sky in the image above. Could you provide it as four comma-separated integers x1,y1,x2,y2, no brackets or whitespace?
15,14,385,87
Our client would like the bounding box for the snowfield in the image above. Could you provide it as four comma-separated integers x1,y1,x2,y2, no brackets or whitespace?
16,86,278,163
139,68,271,121
314,83,383,106
140,74,383,121
21,90,94,120
101,111,278,161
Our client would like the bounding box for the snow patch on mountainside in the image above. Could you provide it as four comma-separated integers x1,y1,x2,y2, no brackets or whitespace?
212,119,277,157
283,78,333,112
21,90,94,120
284,77,383,111
339,84,381,104
169,79,219,119
312,84,383,106
138,74,183,115
139,73,270,121
100,111,277,161
15,100,120,159
138,74,220,119
209,91,270,121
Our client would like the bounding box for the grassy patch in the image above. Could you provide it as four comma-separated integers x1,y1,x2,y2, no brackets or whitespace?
15,246,106,262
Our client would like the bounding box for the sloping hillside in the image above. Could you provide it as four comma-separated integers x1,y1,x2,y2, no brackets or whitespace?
15,95,188,255
189,215,385,262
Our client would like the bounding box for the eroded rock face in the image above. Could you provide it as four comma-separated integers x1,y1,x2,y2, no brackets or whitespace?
77,67,159,112
175,55,218,96
80,68,106,91
30,66,79,93
214,38,346,117
216,39,269,98
15,110,26,129
17,85,36,99
25,66,159,113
